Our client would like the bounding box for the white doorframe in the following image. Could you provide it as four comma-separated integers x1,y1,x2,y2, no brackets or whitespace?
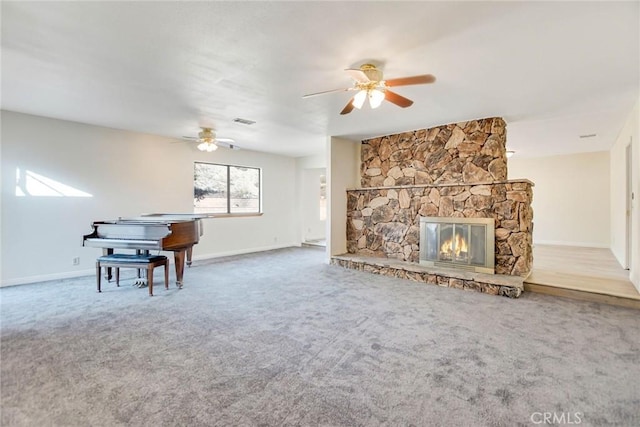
625,140,633,270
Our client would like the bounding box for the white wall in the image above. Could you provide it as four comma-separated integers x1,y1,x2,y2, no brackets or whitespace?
327,137,360,260
296,153,325,170
1,111,298,286
610,98,639,291
508,151,611,248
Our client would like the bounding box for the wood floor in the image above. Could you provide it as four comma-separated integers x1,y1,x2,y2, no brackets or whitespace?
525,245,640,308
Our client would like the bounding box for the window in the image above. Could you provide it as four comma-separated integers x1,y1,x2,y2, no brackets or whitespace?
194,162,261,214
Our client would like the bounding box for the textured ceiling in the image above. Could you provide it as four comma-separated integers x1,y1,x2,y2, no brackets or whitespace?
1,1,638,158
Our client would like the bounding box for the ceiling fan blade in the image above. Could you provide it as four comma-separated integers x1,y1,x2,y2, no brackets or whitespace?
303,88,352,98
345,68,370,83
215,138,235,144
340,98,356,115
385,90,414,108
181,136,198,140
384,74,436,87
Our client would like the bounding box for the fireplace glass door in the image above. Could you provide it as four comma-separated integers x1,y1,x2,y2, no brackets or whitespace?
420,217,495,273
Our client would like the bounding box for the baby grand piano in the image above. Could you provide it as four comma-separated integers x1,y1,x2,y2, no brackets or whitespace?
83,214,213,286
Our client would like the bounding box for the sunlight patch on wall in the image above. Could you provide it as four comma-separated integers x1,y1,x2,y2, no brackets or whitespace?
15,168,93,197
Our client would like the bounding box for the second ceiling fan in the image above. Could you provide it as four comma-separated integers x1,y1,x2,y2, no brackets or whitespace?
182,127,239,152
303,63,436,115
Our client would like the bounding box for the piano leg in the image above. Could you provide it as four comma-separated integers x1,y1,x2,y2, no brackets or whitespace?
102,248,114,281
186,246,193,267
96,263,102,292
174,249,186,288
134,249,149,287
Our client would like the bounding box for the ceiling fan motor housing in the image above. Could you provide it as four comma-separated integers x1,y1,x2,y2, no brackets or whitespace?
198,128,215,142
360,64,383,82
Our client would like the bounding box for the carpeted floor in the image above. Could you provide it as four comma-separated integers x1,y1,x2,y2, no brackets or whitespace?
1,247,638,426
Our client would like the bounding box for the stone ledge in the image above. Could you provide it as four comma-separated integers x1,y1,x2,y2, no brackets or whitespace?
331,254,523,298
347,179,534,192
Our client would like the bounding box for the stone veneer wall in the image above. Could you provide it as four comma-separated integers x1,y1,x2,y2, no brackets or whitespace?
361,117,507,187
346,180,534,276
344,116,534,278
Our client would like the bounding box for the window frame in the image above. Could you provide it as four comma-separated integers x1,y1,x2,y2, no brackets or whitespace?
193,161,262,216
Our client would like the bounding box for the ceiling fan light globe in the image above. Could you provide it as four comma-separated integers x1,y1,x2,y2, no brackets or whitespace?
369,89,385,109
197,142,208,151
352,90,367,109
207,143,218,152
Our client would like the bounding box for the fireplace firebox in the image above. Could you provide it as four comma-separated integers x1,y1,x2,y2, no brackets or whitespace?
419,217,495,274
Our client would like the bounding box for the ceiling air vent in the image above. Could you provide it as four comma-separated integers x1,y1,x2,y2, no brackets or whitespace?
233,118,256,125
579,134,597,139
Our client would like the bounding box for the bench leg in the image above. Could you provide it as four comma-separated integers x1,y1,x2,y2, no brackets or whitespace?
96,263,102,293
164,261,169,290
95,257,167,297
147,265,154,296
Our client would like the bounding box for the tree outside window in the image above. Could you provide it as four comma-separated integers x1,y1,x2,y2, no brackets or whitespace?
194,162,261,214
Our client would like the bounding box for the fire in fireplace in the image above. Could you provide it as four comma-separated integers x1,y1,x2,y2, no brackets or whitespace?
439,225,469,262
419,217,495,274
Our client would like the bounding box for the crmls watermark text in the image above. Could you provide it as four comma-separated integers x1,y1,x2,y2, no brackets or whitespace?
530,412,583,425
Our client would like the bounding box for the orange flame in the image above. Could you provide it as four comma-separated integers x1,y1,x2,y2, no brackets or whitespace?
441,233,469,259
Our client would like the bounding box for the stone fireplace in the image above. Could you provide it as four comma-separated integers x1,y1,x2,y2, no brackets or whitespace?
419,217,495,274
332,117,534,298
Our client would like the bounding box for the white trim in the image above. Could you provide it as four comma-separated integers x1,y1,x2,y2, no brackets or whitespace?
192,242,299,261
303,235,326,242
625,141,632,270
533,240,609,249
0,243,300,287
1,269,96,287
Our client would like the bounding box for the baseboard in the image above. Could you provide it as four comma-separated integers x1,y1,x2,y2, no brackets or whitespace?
304,236,326,242
533,240,609,249
1,269,96,288
192,243,298,261
1,243,299,288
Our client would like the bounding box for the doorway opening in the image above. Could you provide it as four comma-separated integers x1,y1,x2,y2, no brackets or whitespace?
301,168,327,247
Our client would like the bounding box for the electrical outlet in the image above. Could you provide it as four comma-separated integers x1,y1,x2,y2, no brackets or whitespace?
72,257,80,266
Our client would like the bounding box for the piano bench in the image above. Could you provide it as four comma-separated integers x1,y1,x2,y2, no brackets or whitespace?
96,254,169,297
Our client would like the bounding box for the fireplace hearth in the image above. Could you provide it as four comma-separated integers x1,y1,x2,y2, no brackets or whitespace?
419,217,495,274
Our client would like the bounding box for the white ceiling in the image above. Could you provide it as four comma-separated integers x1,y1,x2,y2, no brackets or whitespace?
2,1,638,158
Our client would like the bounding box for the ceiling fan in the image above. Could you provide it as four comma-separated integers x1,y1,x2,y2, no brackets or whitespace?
182,127,240,152
303,63,436,115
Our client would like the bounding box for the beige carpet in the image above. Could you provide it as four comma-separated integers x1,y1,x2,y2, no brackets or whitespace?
1,247,639,426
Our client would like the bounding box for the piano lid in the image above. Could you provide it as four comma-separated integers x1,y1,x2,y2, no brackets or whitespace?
122,213,217,222
93,222,172,240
